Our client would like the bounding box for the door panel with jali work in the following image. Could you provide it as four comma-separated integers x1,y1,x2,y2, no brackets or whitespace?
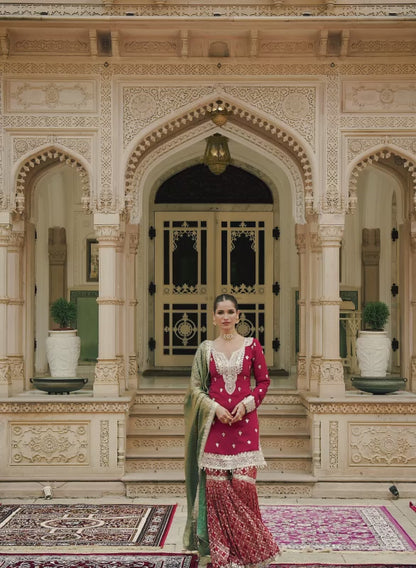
154,212,273,366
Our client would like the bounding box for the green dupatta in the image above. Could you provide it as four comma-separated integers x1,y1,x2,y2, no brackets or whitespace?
183,340,217,557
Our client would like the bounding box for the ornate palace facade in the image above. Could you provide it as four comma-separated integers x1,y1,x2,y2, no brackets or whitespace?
0,0,416,498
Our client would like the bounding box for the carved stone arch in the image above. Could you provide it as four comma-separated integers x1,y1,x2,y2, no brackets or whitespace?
14,145,91,217
124,97,315,220
348,145,416,216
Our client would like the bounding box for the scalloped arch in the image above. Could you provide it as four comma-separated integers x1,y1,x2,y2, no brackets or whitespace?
14,146,91,215
124,98,314,218
348,146,416,214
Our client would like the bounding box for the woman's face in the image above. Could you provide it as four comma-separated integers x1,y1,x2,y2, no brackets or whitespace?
213,300,239,333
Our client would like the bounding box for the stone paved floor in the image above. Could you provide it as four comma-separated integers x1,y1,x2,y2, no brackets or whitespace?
1,496,416,565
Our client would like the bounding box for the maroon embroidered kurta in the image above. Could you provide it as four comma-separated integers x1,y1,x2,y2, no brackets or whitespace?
196,337,279,568
200,337,269,470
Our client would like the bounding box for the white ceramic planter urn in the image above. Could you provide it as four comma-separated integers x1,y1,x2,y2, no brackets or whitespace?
356,330,391,377
46,329,81,378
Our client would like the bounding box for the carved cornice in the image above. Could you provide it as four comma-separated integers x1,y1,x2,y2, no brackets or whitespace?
305,399,416,414
0,400,132,413
1,3,415,19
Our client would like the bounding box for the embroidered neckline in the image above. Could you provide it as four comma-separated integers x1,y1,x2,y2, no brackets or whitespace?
211,337,252,395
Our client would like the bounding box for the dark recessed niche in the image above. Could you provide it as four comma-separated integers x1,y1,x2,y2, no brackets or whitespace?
155,164,273,204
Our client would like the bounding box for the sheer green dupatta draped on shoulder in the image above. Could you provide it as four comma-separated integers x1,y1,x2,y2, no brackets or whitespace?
183,340,217,558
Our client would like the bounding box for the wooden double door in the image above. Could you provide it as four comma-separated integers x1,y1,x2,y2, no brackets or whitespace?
154,211,274,367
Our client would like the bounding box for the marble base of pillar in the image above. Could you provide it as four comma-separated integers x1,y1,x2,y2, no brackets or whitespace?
411,356,416,393
93,359,120,397
128,355,138,390
0,358,11,397
309,356,322,395
296,356,308,391
9,355,24,395
318,359,345,397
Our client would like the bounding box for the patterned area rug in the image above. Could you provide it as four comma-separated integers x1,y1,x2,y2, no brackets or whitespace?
0,504,176,547
261,505,416,552
0,553,197,568
0,559,408,568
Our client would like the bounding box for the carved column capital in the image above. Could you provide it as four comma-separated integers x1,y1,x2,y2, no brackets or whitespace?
129,230,139,254
95,225,121,243
310,231,322,253
318,224,344,247
295,225,307,253
8,231,24,250
0,224,11,246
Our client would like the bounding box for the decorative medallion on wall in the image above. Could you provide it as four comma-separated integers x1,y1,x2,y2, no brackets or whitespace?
349,423,416,466
10,422,89,465
5,79,97,113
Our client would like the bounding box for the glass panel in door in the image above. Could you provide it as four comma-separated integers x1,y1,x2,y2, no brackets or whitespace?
216,213,273,365
155,213,214,366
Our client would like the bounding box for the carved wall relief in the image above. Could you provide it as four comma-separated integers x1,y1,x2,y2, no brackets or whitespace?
349,423,416,466
10,422,89,465
343,81,416,113
4,78,97,114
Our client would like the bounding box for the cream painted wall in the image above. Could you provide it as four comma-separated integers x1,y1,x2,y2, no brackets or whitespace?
31,166,94,375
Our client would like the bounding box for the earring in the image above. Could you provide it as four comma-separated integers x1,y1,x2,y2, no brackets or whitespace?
213,322,216,326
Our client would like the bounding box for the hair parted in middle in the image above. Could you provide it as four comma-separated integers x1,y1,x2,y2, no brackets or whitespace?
213,293,239,312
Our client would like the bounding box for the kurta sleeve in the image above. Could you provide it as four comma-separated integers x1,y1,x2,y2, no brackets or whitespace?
243,339,270,413
183,341,217,555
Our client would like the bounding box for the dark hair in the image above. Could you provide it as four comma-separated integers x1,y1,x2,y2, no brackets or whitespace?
213,294,238,312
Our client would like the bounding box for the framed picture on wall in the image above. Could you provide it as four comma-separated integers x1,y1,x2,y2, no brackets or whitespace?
87,239,99,282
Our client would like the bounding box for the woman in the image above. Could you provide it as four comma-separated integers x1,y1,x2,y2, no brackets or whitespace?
184,293,279,568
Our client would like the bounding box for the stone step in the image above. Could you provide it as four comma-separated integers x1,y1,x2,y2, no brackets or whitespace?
124,455,312,475
123,472,317,498
125,388,312,497
126,432,310,456
129,402,307,416
127,414,307,436
132,389,303,409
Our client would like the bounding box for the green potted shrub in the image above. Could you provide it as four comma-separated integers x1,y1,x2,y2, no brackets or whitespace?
50,297,77,329
362,301,389,331
356,301,391,378
46,297,81,378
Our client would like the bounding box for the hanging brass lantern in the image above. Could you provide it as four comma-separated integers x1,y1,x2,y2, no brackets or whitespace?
203,133,231,175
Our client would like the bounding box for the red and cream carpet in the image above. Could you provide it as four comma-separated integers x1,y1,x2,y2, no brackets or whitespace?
0,553,197,568
0,503,176,547
261,504,416,552
0,556,411,568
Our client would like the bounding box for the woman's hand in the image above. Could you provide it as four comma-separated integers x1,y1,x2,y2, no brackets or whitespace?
231,401,246,424
215,405,233,425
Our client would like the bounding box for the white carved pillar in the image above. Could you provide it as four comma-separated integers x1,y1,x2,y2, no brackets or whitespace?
116,228,126,390
0,222,11,396
127,225,139,391
309,224,323,395
7,224,25,394
295,224,308,391
94,214,121,397
318,219,345,397
410,230,416,392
